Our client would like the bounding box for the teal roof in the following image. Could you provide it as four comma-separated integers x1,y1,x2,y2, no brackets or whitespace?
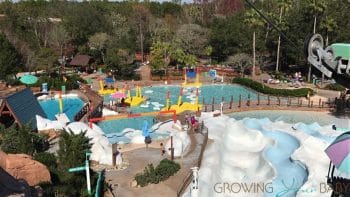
3,88,46,129
331,43,350,60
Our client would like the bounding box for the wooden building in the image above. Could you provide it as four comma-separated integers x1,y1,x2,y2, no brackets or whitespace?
0,87,46,129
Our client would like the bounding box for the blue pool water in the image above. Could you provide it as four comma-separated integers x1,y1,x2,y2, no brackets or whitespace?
98,116,154,134
99,84,262,140
39,97,85,121
104,84,262,113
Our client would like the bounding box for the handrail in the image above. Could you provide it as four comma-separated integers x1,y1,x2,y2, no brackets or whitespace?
94,170,104,197
176,121,209,197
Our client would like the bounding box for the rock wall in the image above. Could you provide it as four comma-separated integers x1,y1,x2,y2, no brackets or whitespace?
0,150,51,186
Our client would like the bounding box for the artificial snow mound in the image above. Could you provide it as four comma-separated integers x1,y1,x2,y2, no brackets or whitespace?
36,115,65,131
165,131,191,157
66,122,113,165
195,113,275,197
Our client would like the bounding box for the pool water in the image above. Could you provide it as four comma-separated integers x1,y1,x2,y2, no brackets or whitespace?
98,116,154,134
104,84,262,113
230,110,349,126
39,97,85,121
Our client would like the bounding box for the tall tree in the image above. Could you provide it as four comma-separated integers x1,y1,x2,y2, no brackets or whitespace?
225,53,252,77
0,33,21,80
244,9,264,77
275,0,292,72
175,23,209,56
88,32,109,64
49,25,70,65
132,4,151,63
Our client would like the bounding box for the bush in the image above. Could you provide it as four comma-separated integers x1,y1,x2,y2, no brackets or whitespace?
134,159,181,187
232,77,314,97
324,83,345,91
34,152,57,171
32,74,86,91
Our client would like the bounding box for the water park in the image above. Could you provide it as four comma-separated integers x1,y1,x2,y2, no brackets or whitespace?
3,1,350,197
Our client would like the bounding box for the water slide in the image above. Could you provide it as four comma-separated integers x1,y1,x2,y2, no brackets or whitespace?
0,167,32,197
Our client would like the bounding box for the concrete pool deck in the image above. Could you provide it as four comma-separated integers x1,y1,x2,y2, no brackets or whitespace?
97,124,208,197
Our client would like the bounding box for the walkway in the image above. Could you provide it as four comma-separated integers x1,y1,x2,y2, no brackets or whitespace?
103,123,208,197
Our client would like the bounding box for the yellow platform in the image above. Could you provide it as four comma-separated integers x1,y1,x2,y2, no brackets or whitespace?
181,82,202,88
98,89,116,95
162,102,202,114
125,97,145,107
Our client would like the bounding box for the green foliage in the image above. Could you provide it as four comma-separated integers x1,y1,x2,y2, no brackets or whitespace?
57,129,91,172
38,129,99,196
33,74,86,90
232,77,314,97
34,152,57,171
0,124,48,155
134,159,181,187
0,33,21,80
324,83,345,91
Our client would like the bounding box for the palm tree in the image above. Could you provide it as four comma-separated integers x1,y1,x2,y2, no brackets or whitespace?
244,9,264,77
275,0,292,72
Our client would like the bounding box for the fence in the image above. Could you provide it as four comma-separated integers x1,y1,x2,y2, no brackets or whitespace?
201,94,335,113
176,122,208,197
74,103,90,121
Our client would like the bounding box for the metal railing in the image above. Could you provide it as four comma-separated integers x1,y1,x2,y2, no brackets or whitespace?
176,121,208,197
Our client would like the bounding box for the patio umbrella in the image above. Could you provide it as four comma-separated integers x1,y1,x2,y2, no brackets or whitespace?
110,92,126,99
19,74,38,85
85,78,93,85
325,131,350,173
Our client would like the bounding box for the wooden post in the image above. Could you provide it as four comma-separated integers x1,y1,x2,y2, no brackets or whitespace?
257,94,260,105
308,97,311,107
278,96,280,106
311,101,313,108
170,136,174,161
319,98,321,108
247,94,251,106
322,101,324,108
297,97,300,106
212,97,214,112
267,95,270,105
230,96,233,109
239,95,242,108
300,100,303,107
287,97,290,106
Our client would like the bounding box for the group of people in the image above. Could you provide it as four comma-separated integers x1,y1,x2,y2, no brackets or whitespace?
185,113,199,130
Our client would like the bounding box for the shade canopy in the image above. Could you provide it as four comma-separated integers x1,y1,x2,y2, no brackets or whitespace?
325,131,350,173
19,74,38,85
110,92,126,99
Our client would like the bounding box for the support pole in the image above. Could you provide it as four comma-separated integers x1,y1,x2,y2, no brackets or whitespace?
230,96,233,109
257,94,260,105
267,95,270,105
212,97,214,112
170,136,174,161
239,95,242,108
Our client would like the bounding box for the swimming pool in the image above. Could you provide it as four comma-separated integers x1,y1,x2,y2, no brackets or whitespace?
39,97,85,121
104,84,263,113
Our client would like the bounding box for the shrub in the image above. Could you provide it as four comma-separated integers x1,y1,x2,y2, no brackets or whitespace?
134,159,181,187
324,83,345,91
232,77,314,97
